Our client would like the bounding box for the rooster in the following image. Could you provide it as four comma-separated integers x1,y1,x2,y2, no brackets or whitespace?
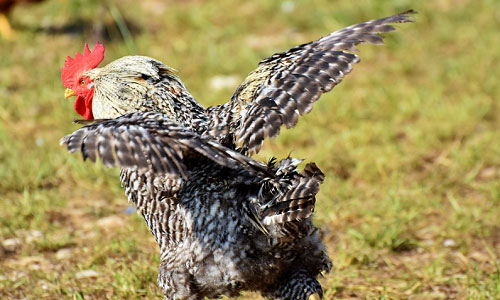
60,11,414,300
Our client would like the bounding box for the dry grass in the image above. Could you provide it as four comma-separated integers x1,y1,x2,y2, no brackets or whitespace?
0,0,499,299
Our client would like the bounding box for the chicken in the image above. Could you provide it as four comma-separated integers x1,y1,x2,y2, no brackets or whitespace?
60,11,414,300
0,0,45,39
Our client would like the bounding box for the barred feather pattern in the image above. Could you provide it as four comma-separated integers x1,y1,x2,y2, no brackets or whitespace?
117,152,331,300
61,113,331,299
261,160,324,227
61,10,413,300
60,112,267,178
208,10,415,154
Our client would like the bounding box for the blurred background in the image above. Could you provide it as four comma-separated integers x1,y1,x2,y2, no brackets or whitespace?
0,0,499,299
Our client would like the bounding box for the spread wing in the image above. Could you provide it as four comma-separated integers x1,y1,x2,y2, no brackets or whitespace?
210,10,414,154
61,112,267,178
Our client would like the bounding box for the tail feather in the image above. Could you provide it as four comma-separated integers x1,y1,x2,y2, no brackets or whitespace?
262,196,316,225
302,162,324,183
261,161,324,226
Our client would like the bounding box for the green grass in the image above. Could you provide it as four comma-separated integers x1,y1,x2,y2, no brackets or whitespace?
1,0,499,299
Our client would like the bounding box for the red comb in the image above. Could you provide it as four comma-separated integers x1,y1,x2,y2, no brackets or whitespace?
61,42,105,88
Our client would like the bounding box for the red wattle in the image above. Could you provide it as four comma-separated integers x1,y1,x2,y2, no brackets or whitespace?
84,89,94,120
74,95,86,118
73,90,94,120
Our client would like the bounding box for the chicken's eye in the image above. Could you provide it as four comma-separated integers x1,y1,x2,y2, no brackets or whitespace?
79,79,86,86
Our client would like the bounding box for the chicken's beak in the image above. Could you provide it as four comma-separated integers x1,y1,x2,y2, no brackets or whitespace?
65,88,76,98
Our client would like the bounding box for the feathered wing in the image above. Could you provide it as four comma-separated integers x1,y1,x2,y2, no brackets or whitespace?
209,10,414,154
61,112,267,178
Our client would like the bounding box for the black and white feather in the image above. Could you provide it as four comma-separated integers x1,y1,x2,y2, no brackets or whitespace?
61,112,267,178
61,10,413,300
208,10,415,154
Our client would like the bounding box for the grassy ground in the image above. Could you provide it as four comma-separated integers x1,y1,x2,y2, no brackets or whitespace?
0,0,499,299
